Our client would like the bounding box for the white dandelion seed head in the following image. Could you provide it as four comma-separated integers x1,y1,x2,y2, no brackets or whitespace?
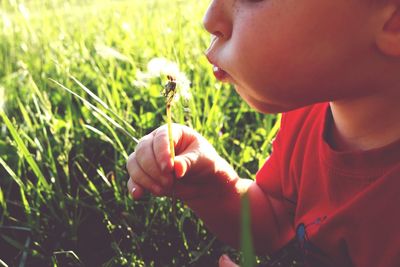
134,57,192,100
147,57,192,100
174,73,191,101
147,57,180,78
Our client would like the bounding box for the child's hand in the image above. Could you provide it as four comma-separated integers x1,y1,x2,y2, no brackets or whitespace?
126,124,239,201
219,255,239,267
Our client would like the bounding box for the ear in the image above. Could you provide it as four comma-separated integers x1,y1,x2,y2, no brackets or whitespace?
376,5,400,56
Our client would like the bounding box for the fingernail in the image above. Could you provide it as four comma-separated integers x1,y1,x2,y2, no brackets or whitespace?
130,187,136,198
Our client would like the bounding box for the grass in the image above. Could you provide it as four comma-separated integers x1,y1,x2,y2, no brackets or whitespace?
0,0,279,266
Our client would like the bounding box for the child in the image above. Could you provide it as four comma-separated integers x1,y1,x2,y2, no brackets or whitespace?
126,0,400,266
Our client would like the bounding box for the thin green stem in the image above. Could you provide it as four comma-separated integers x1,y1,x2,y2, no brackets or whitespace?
167,105,177,217
163,76,177,218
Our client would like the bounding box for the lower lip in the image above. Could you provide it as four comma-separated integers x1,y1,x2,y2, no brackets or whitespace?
213,66,228,81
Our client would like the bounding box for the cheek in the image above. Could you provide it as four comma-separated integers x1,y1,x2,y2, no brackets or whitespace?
228,0,377,108
231,12,312,88
236,13,368,92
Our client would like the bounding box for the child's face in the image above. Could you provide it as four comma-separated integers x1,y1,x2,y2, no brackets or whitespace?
204,0,385,113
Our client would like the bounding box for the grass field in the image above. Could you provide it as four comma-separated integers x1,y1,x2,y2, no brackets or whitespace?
0,0,279,266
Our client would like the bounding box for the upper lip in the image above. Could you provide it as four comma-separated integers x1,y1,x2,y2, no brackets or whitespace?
205,35,219,65
205,49,223,72
205,53,216,66
205,35,232,81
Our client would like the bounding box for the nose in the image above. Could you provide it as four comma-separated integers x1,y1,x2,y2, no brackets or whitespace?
203,0,233,40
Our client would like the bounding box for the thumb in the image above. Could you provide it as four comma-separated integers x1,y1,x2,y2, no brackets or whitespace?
174,153,195,178
219,255,239,267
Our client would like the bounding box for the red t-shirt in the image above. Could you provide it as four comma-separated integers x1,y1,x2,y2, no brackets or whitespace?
256,102,400,267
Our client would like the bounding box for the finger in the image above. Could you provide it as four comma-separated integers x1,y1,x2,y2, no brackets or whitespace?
126,153,163,196
134,134,170,187
174,149,202,178
127,178,145,199
152,126,175,176
219,255,239,267
153,124,197,171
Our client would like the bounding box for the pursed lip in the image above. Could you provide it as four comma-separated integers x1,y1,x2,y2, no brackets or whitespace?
204,34,222,70
205,54,230,82
205,41,231,82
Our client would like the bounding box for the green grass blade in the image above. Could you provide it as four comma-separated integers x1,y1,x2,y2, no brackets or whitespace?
91,111,129,159
71,75,138,138
50,78,138,143
0,157,32,217
0,156,24,188
240,192,256,267
96,167,112,188
70,75,110,109
0,111,50,189
0,187,6,223
0,258,7,267
83,124,115,144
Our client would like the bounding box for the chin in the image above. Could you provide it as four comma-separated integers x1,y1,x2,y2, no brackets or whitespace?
245,97,296,114
234,86,282,114
260,106,288,114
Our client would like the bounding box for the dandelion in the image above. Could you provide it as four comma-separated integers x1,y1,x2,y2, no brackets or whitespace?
146,57,192,217
162,75,178,216
140,57,191,101
162,75,177,162
174,72,191,101
129,57,192,216
147,57,180,78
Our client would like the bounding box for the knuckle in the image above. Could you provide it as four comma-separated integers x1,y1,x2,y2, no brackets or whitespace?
126,153,136,169
134,141,143,153
154,128,169,141
127,163,141,182
136,150,151,170
135,142,149,157
135,134,151,150
129,173,139,183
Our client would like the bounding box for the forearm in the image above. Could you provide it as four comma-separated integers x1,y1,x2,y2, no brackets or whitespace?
186,178,291,253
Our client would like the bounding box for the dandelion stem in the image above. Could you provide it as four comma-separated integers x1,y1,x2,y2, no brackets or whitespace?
167,103,177,217
163,75,177,218
166,104,175,162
